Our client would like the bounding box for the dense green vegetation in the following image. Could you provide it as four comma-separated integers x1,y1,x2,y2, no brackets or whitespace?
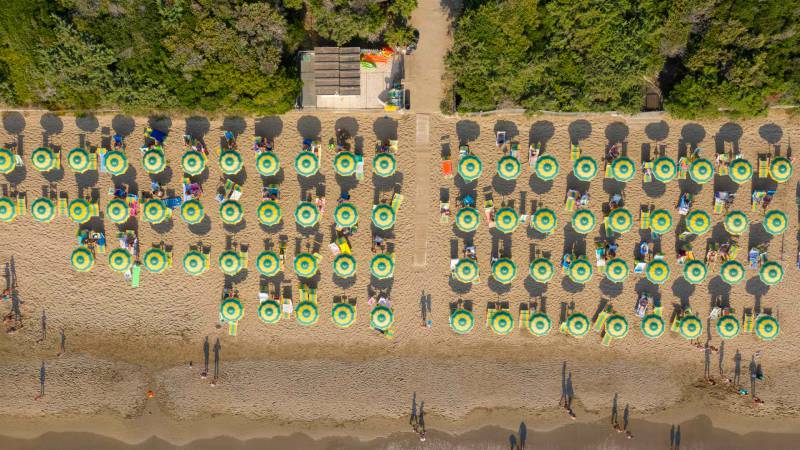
446,0,800,117
0,0,416,113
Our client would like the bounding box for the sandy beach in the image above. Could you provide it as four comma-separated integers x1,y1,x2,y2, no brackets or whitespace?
1,109,799,448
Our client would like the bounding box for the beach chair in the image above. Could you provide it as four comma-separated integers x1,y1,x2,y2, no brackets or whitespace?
328,241,340,256
604,161,612,178
131,263,141,288
593,307,611,332
441,156,453,178
239,247,248,270
742,312,755,334
12,148,23,168
570,144,581,161
751,191,765,212
336,236,351,255
601,332,614,347
282,297,293,319
16,194,25,216
486,305,496,328
758,156,769,178
633,260,646,274
89,201,100,217
389,140,399,152
484,200,495,228
642,161,653,183
677,157,688,179
97,147,108,173
528,144,540,169
391,192,404,212
509,142,519,159
440,202,451,224
565,190,578,212
716,153,729,175
639,207,651,230
58,196,68,217
519,308,531,330
496,131,506,148
278,241,286,268
355,153,364,181
670,313,682,333
96,233,106,253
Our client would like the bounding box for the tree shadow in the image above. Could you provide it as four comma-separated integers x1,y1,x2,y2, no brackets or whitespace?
76,114,99,133
644,121,669,142
373,117,398,141
680,123,706,147
255,116,283,139
568,119,591,143
2,112,25,134
456,120,480,143
112,115,136,136
297,116,322,139
605,122,629,144
758,123,783,145
529,120,555,148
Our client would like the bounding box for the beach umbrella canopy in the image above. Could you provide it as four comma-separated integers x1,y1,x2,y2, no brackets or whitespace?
571,209,596,234
679,315,703,339
454,258,479,283
294,151,319,177
650,209,673,235
720,261,745,285
653,157,677,183
685,210,711,235
67,148,91,173
573,156,598,181
296,301,319,326
218,251,243,275
256,251,281,277
294,201,320,228
759,261,784,286
566,313,590,338
142,148,166,174
259,300,281,324
755,315,779,341
455,207,480,232
716,315,740,340
181,150,206,176
683,260,708,284
220,297,243,323
569,258,593,284
724,211,749,235
530,258,554,283
181,199,204,225
219,200,243,225
458,155,483,182
293,253,318,278
370,305,394,331
68,198,92,224
532,208,557,235
729,159,752,184
763,210,787,235
70,246,95,272
143,247,168,273
30,197,55,223
143,199,168,224
489,310,514,335
498,156,521,180
535,155,559,181
641,314,665,339
491,258,517,284
31,147,56,172
104,151,128,176
333,151,357,176
219,150,243,175
0,148,15,174
256,151,280,177
495,207,520,234
333,253,357,278
372,204,396,230
450,309,474,335
106,198,130,224
769,157,792,183
605,315,629,339
373,153,397,177
331,302,355,328
605,258,629,283
607,208,633,234
182,250,207,276
370,253,394,279
645,260,670,285
689,158,714,184
257,200,281,227
334,202,359,228
0,197,16,222
108,248,133,273
529,313,552,337
610,156,636,182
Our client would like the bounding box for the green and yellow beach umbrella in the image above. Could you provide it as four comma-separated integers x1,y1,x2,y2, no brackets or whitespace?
489,310,514,335
142,148,166,174
256,251,281,277
259,300,281,324
605,315,629,339
571,209,596,234
220,297,243,323
257,200,281,227
610,156,636,182
569,258,593,284
645,260,670,285
573,156,597,181
455,207,480,232
67,148,91,173
495,207,519,234
679,315,703,340
535,155,559,181
68,198,92,224
760,261,783,286
641,314,665,339
532,208,557,235
219,150,243,175
373,153,397,177
607,208,633,234
729,158,752,184
724,211,748,235
605,258,629,283
716,315,740,340
370,253,395,279
143,247,169,273
331,302,355,328
70,246,94,272
333,253,357,278
106,198,130,224
334,202,359,228
763,210,787,235
256,151,280,177
566,312,590,338
650,209,673,235
31,147,56,172
755,315,779,341
450,309,474,335
294,253,318,278
529,312,552,337
653,157,677,183
497,156,521,180
181,150,206,176
108,248,133,273
454,258,479,284
218,250,243,276
371,305,394,331
0,148,15,174
333,151,357,176
685,210,711,235
30,197,55,223
683,260,708,284
104,151,128,176
530,258,554,283
295,151,319,177
219,200,243,225
720,261,745,285
769,157,792,183
458,155,483,182
143,199,169,224
294,201,320,228
372,204,396,230
182,250,208,276
689,158,714,184
491,258,517,284
181,199,204,225
0,197,15,222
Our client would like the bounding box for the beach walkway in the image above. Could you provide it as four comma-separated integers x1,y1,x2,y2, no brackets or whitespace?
413,114,431,268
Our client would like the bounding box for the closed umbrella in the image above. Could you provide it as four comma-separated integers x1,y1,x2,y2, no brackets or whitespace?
528,313,552,337
182,251,208,276
256,251,281,277
0,197,15,222
573,156,597,181
679,315,703,339
373,153,397,177
566,313,590,338
256,152,280,176
294,253,318,278
219,150,243,175
716,315,740,339
489,310,514,335
67,148,91,173
755,315,779,341
454,258,479,283
455,207,480,232
68,198,92,224
724,211,748,235
333,253,357,278
571,210,596,234
294,202,320,228
143,247,168,273
370,253,394,279
104,151,128,176
143,199,168,224
759,261,783,286
218,250,243,276
458,155,483,182
450,309,474,335
106,198,130,224
31,147,56,172
372,204,396,230
334,203,359,228
259,300,281,324
295,151,319,177
333,151,357,176
641,314,665,339
491,258,517,284
685,210,711,235
650,209,673,235
331,303,355,328
529,258,554,283
605,315,629,339
535,155,559,181
142,148,166,174
653,157,677,182
683,260,708,284
532,208,557,235
257,200,281,227
495,208,519,233
0,148,15,174
497,156,521,180
181,151,206,176
769,157,792,183
720,261,745,285
569,258,593,284
30,197,55,223
70,247,94,272
181,199,204,225
219,200,243,225
689,158,713,184
296,301,319,326
729,159,752,184
763,210,787,235
607,208,633,234
108,248,133,273
610,157,636,182
605,258,629,283
370,306,394,331
645,260,670,285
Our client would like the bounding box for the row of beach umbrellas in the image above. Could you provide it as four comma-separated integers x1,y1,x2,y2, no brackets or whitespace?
219,297,395,330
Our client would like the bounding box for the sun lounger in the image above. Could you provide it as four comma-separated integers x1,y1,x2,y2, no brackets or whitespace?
486,306,496,328
355,153,364,181
670,314,681,333
677,157,688,179
441,157,453,178
565,190,577,212
16,195,25,216
484,200,495,228
96,233,106,253
528,144,540,169
642,161,653,183
164,197,182,209
758,156,769,178
239,248,248,270
58,197,68,217
440,202,451,224
570,144,581,161
336,236,351,254
716,153,729,175
639,208,651,230
519,308,531,329
131,263,141,288
328,242,340,256
496,131,506,148
509,142,519,159
97,147,108,173
593,308,611,332
559,320,569,335
282,297,293,318
634,260,646,274
604,162,612,178
742,312,754,334
391,192,403,212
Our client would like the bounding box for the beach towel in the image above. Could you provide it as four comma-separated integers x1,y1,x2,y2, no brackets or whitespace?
164,196,182,209
131,264,141,288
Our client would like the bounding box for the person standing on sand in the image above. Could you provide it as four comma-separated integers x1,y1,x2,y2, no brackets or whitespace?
733,350,741,387
35,361,45,400
610,393,618,430
212,338,221,384
201,336,209,379
409,392,417,429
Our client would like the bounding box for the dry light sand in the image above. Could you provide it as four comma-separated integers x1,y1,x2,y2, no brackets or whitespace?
0,110,799,446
